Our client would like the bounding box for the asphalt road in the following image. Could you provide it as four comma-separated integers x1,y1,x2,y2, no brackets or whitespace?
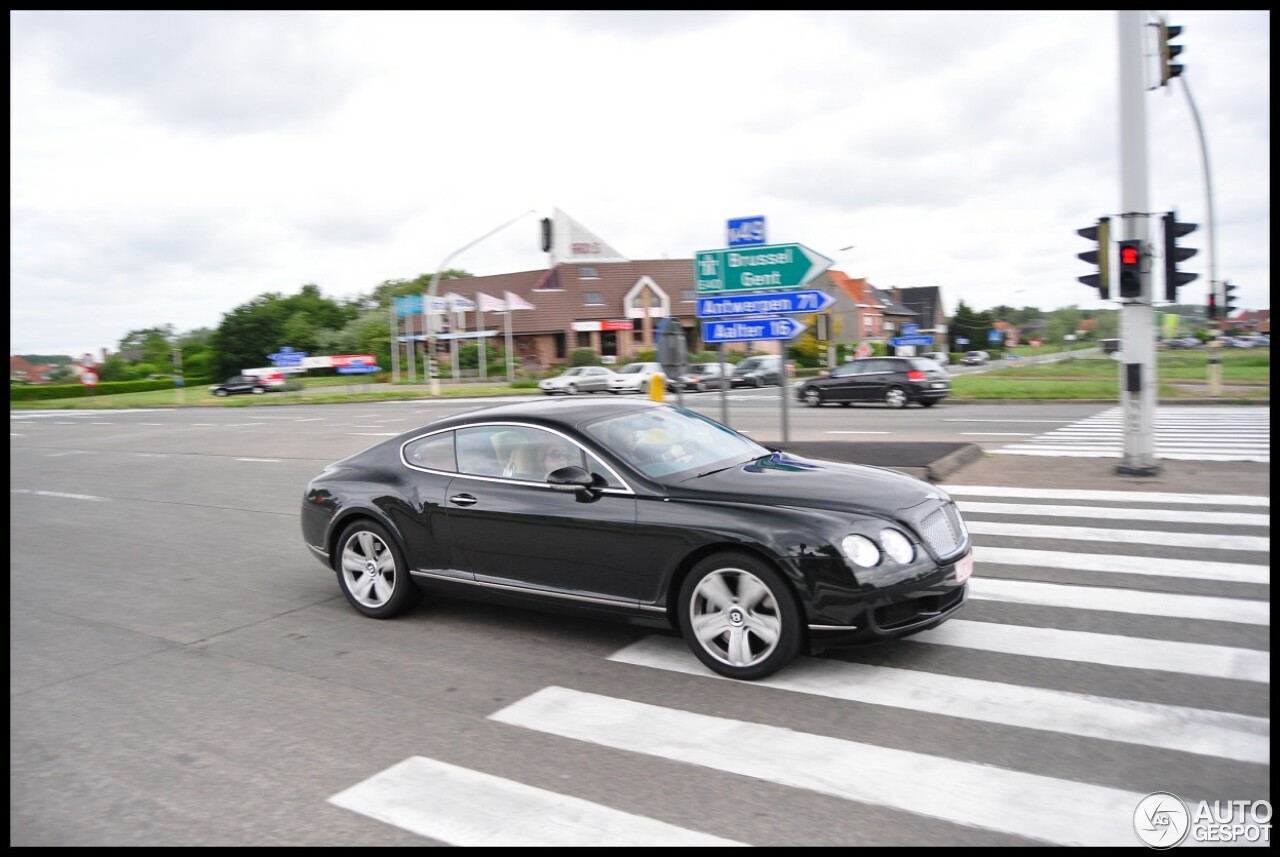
9,400,1270,846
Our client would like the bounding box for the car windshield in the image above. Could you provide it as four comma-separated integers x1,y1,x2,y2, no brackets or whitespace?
584,405,769,480
617,364,644,374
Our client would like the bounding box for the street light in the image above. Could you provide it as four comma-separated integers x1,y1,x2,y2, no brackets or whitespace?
424,209,538,395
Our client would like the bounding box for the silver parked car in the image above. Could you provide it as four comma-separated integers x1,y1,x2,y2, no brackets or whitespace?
538,365,617,395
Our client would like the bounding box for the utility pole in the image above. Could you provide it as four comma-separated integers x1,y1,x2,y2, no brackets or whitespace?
1116,10,1158,475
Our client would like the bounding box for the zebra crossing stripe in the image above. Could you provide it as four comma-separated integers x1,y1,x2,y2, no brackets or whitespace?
965,520,1269,551
909,620,1269,683
968,577,1270,625
490,686,1145,846
946,485,1269,506
608,636,1269,763
327,756,746,847
958,500,1270,527
972,546,1268,584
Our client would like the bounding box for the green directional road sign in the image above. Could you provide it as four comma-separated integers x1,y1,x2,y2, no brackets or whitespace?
694,243,833,294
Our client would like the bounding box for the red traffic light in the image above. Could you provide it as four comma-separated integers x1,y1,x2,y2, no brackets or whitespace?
1119,245,1140,267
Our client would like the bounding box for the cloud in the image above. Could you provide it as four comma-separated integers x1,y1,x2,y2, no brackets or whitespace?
8,10,1270,357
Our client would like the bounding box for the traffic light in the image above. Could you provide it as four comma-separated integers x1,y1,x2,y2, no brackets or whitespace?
1223,282,1239,318
1117,239,1143,299
1206,293,1218,320
539,217,553,253
1158,19,1186,86
1162,211,1198,302
1076,216,1111,299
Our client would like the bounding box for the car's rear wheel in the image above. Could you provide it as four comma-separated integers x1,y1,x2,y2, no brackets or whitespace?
802,387,824,408
884,386,908,409
753,376,764,388
334,519,422,619
677,553,803,681
252,386,266,394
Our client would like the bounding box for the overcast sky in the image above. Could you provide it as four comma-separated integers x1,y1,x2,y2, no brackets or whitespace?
10,10,1270,357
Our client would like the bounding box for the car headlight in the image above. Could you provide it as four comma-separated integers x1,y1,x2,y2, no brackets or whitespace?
841,529,916,568
879,528,915,564
841,535,880,568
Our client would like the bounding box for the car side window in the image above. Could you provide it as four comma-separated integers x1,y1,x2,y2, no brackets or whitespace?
404,431,457,472
832,363,858,378
452,425,622,487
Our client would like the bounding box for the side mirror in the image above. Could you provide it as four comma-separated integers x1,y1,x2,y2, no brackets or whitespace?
547,466,604,501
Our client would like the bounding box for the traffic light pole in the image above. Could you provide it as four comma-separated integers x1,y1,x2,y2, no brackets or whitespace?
1174,74,1222,395
1116,10,1159,476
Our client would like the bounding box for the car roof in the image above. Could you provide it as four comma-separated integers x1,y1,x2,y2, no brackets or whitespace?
430,397,669,431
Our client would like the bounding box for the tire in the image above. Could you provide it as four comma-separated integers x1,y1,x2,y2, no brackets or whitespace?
214,389,229,397
753,376,764,388
884,386,908,409
695,381,706,393
677,552,803,681
802,387,824,408
920,399,937,408
334,519,422,619
252,386,266,394
565,384,579,395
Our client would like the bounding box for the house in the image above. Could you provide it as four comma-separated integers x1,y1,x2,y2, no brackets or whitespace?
890,286,948,353
400,210,952,372
9,356,54,384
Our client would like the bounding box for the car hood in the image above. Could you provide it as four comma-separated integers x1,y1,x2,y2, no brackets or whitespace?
668,453,939,517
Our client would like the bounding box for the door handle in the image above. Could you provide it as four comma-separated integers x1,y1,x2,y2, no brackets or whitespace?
449,494,478,507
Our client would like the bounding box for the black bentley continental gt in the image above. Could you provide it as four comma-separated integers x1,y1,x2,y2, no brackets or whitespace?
300,398,972,681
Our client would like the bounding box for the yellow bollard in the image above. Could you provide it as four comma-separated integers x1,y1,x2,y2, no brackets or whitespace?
649,373,666,402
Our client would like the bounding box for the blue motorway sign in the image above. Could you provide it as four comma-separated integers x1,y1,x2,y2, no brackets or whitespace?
338,365,380,374
988,329,1005,343
902,323,920,336
726,216,766,247
268,350,307,366
889,335,934,347
696,289,835,319
702,316,808,343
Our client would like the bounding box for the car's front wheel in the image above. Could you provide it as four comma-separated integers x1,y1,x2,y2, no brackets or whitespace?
677,553,803,681
753,376,764,388
214,389,229,397
884,386,909,409
565,384,579,395
334,519,422,619
252,386,266,394
802,387,824,408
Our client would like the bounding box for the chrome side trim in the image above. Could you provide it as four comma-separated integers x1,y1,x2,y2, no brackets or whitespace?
808,623,859,631
409,568,666,614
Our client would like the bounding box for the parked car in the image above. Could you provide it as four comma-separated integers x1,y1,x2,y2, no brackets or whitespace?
209,374,274,397
962,351,990,366
537,365,617,395
795,356,951,409
921,351,950,367
607,361,665,394
1163,337,1202,349
300,398,973,681
668,361,734,392
730,354,784,388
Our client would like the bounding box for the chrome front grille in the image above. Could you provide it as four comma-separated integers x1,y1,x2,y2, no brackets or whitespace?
918,502,967,559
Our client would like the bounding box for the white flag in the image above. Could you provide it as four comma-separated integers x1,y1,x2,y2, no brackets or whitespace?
475,291,507,313
504,291,536,311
